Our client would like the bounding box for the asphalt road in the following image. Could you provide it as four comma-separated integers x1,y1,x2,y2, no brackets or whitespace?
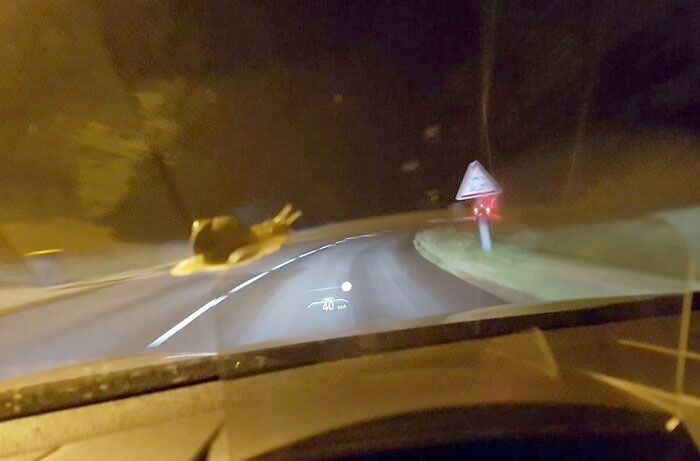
0,231,504,381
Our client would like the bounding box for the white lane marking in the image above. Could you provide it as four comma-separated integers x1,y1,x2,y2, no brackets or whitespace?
344,233,377,240
148,271,271,348
148,295,229,348
148,233,379,347
270,257,297,271
228,271,269,293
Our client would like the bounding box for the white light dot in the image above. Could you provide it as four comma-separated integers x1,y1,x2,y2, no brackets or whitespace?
341,281,352,292
666,416,680,432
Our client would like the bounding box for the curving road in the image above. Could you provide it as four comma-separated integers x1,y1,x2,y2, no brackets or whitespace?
0,231,504,381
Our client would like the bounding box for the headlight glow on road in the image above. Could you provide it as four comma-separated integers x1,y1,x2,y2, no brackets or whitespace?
148,232,379,348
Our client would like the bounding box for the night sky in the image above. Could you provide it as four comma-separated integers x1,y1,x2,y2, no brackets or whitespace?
309,0,700,126
305,0,480,90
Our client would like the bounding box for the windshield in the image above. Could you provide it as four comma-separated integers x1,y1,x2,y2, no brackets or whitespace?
0,0,699,455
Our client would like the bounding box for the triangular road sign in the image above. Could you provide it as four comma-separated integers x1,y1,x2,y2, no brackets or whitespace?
455,160,502,200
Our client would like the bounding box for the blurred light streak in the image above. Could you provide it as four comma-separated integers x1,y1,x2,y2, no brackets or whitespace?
309,286,339,292
618,338,700,362
422,124,441,140
400,159,420,172
427,216,475,224
165,352,218,359
480,0,499,170
562,15,607,203
674,262,695,416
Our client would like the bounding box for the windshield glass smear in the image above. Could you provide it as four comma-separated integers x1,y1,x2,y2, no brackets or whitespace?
0,0,699,453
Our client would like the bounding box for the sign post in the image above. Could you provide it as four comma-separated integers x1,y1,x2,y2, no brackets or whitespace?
455,161,502,252
477,215,492,252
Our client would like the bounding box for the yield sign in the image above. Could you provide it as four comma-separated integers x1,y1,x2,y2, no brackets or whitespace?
455,160,502,200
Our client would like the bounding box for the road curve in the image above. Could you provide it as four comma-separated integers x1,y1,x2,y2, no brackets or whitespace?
0,231,504,381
